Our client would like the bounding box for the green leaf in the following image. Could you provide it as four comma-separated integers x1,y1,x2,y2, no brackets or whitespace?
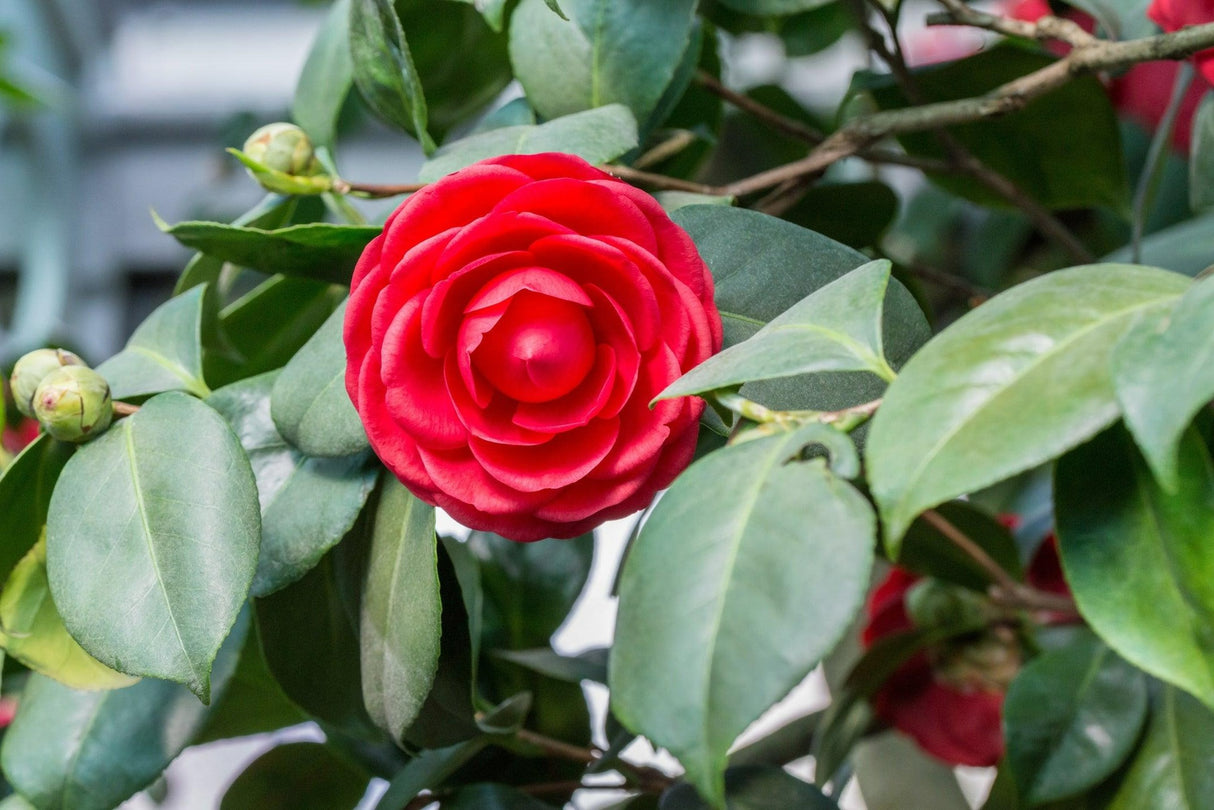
508,0,698,123
0,536,138,690
0,609,246,810
491,647,608,684
442,784,558,810
727,711,822,768
419,104,639,182
1189,91,1214,213
195,618,308,744
469,530,595,650
1107,686,1214,810
1055,426,1214,709
612,424,875,806
256,548,380,738
0,435,72,587
783,182,899,250
451,0,510,31
208,372,378,596
207,275,344,388
1114,277,1214,490
898,501,1023,592
867,264,1189,550
156,218,379,286
714,0,836,16
660,765,840,809
375,738,489,810
852,732,971,810
270,300,368,458
45,392,260,701
219,742,369,810
348,0,435,152
661,259,896,400
1004,632,1148,804
864,45,1128,212
175,194,299,295
293,0,354,148
361,477,441,743
96,285,209,400
1102,213,1214,276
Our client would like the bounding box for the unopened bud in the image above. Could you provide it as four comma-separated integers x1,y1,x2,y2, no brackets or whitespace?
32,367,113,443
243,123,317,176
10,349,86,419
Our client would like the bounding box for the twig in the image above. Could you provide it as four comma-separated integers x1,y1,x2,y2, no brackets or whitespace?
112,401,139,417
922,509,1079,616
928,0,1098,49
513,728,598,764
331,179,426,198
606,164,723,195
634,129,700,169
695,69,826,144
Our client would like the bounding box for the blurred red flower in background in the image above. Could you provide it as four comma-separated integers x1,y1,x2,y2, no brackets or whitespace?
2,418,39,455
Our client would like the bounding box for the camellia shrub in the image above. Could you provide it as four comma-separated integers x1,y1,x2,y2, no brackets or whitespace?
4,0,1214,808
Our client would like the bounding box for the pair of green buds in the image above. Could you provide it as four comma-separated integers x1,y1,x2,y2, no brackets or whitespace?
9,350,112,443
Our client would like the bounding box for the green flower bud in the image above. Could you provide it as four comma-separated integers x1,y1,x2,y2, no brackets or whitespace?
32,366,113,443
242,123,318,176
10,348,86,419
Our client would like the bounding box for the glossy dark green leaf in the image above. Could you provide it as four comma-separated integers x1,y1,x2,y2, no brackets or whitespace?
0,536,138,690
195,618,307,744
1004,632,1148,804
360,477,441,742
349,0,435,152
868,264,1188,550
898,501,1023,592
673,206,929,413
175,194,298,296
1114,277,1214,490
661,260,896,399
207,275,344,388
1107,686,1214,809
45,393,260,701
396,0,512,139
1191,91,1214,212
257,547,380,738
491,647,608,684
660,765,839,810
612,424,875,805
865,46,1128,212
1056,426,1214,708
375,738,488,810
219,742,368,810
727,711,821,768
783,182,899,250
778,3,852,57
293,0,354,148
96,285,209,400
157,219,378,286
442,784,558,809
469,530,594,651
419,105,639,182
209,372,377,596
270,300,368,458
0,610,246,810
0,434,72,587
509,0,697,123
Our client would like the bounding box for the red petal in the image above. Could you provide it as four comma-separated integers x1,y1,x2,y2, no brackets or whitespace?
470,417,620,493
514,345,617,432
493,178,659,254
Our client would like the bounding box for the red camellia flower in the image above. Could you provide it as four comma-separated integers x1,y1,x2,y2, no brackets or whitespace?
1149,0,1214,86
2,418,39,455
862,535,1070,767
344,153,723,542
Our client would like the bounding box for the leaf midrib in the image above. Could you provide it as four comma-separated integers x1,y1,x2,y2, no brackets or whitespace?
125,423,201,691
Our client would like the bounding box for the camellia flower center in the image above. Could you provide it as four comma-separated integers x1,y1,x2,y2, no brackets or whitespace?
472,292,596,403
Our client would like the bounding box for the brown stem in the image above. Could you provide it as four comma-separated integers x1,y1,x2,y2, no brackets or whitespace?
695,69,826,144
929,0,1098,49
332,179,426,198
112,401,139,417
512,728,599,765
922,509,1080,616
605,164,724,195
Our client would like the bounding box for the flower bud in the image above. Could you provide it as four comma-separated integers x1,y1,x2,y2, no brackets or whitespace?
32,366,113,443
242,123,318,176
10,349,86,419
